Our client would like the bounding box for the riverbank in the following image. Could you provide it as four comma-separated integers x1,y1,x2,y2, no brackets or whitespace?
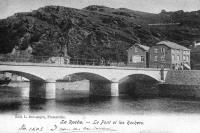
158,70,200,99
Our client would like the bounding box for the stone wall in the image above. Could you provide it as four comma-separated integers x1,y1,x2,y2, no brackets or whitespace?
160,70,200,99
159,84,200,99
165,70,200,85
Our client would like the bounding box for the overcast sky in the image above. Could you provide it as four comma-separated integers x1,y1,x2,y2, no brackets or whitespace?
0,0,200,19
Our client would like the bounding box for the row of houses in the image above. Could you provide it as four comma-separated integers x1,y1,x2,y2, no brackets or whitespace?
3,40,194,70
127,40,191,70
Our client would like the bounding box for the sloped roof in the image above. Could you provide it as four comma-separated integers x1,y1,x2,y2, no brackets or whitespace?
129,43,150,51
157,41,190,50
136,44,150,51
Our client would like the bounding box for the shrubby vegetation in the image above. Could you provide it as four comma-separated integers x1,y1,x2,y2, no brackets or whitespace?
0,5,200,62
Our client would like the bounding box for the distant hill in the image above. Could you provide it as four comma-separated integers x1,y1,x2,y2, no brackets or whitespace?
0,5,200,62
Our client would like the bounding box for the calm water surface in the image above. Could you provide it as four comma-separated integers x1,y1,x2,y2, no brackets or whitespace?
1,82,200,115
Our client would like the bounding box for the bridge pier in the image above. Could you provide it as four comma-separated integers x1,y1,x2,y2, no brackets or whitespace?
89,80,111,96
89,81,119,96
111,82,119,96
44,80,56,99
30,80,56,99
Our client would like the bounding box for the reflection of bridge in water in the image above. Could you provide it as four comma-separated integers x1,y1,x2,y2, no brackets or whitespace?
0,55,168,99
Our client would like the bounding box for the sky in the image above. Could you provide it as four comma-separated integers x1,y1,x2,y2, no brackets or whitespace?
0,0,200,19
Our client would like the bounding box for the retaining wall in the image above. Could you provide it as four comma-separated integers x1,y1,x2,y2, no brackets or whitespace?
160,70,200,99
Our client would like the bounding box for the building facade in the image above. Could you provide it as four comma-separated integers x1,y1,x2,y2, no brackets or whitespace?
127,43,149,68
149,41,190,69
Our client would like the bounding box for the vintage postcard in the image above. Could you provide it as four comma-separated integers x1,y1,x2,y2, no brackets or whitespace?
0,0,200,133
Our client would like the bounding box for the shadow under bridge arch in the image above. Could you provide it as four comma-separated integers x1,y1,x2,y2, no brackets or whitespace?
118,74,159,97
0,70,45,81
0,70,54,99
58,72,113,97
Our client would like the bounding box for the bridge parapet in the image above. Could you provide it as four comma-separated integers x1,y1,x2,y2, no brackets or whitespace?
0,61,165,71
0,54,171,70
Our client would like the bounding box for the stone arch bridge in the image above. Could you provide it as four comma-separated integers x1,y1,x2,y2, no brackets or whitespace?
0,62,168,99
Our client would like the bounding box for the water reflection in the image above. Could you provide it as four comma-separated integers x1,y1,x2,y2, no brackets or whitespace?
1,84,200,114
0,101,22,112
29,98,47,111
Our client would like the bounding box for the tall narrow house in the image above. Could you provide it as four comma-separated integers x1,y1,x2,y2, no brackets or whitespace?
127,43,150,68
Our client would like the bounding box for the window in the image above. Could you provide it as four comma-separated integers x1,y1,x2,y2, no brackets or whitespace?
154,48,158,53
161,56,165,61
184,50,190,54
172,54,175,61
161,48,165,53
183,55,186,61
141,56,145,62
132,55,141,63
154,56,158,61
186,55,189,62
177,55,180,61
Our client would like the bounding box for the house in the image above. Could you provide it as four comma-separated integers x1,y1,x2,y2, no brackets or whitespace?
127,43,150,68
149,41,190,69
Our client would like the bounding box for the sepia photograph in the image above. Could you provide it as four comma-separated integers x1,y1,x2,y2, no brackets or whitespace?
0,0,200,132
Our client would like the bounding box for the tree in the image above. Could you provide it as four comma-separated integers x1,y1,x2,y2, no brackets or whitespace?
32,40,57,57
161,9,167,14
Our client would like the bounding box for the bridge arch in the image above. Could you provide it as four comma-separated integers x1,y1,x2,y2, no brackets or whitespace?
57,72,112,98
0,70,55,99
118,74,159,97
0,70,45,81
119,73,160,83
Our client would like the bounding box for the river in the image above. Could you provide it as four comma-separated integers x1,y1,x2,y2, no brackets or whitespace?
1,81,200,115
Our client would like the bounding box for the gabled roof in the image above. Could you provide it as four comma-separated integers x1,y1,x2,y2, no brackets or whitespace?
129,43,150,51
157,41,190,50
